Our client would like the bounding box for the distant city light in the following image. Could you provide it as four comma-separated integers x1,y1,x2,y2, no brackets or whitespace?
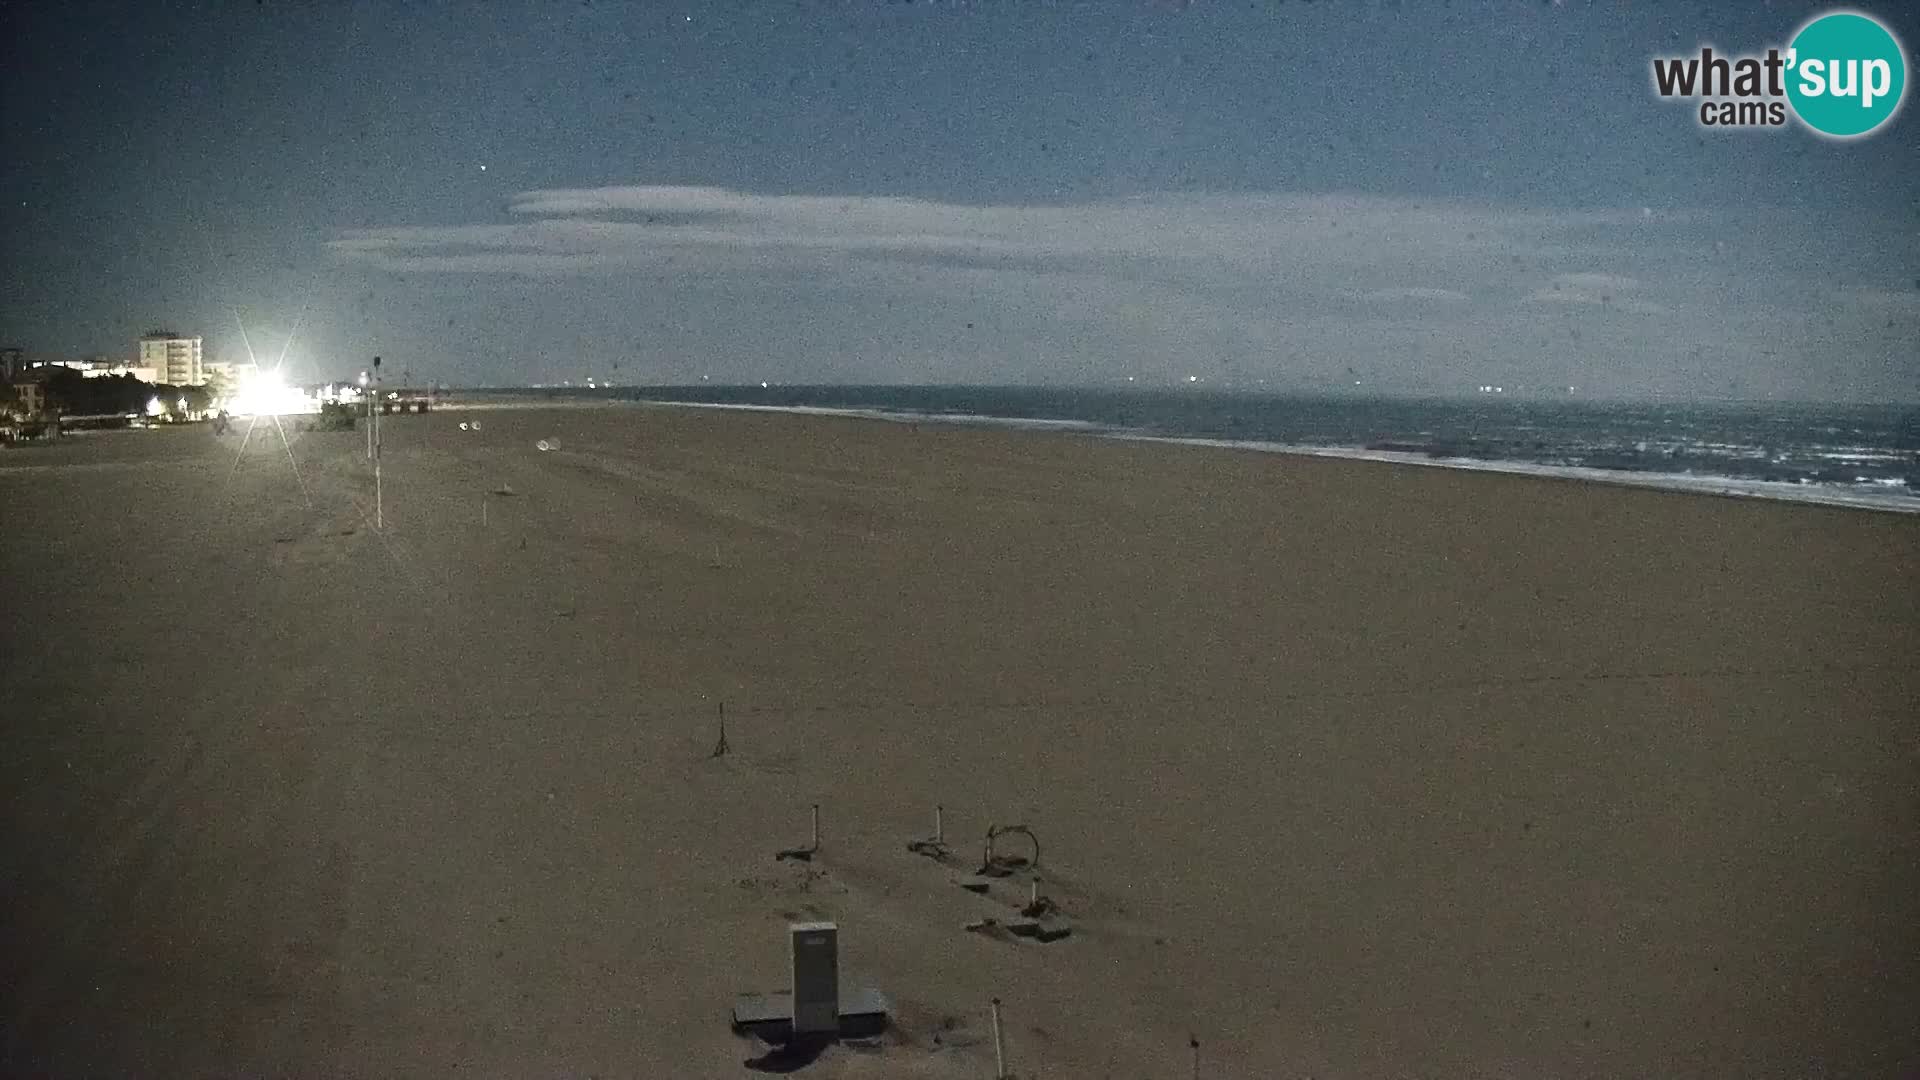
146,396,164,417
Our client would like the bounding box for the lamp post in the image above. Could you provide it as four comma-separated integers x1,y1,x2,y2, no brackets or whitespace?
372,356,382,529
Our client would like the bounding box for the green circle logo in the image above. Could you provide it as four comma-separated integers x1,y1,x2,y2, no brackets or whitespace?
1785,11,1907,137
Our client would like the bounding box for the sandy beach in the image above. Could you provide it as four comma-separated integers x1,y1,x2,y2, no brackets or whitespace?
2,403,1915,1078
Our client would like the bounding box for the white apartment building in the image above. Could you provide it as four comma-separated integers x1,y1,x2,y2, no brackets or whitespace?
139,332,204,386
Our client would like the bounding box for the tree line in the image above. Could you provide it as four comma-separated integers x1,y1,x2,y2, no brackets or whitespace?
29,368,215,417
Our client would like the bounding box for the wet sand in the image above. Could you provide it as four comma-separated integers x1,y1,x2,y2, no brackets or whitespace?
2,403,1916,1077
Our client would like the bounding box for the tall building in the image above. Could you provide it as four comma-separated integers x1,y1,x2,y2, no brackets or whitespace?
139,332,204,386
0,346,23,381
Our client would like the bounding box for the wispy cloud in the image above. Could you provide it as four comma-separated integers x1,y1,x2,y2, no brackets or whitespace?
321,185,1905,395
1835,285,1920,313
1523,271,1660,311
1363,287,1472,303
1550,272,1641,292
328,186,1661,283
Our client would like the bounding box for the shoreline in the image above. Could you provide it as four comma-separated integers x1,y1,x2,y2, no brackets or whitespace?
14,395,1915,516
630,396,1920,516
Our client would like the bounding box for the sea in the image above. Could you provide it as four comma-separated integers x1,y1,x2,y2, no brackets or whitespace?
502,385,1920,514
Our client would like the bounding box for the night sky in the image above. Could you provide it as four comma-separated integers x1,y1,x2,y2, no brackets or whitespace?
2,1,1916,400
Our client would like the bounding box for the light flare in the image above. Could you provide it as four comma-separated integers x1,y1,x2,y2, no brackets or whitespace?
226,370,316,417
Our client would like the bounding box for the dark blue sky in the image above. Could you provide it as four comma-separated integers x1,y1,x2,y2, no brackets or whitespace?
3,1,1915,399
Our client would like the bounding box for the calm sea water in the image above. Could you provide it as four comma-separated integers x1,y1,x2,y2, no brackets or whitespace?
503,386,1920,512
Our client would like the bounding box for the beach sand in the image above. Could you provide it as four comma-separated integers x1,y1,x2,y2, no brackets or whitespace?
2,403,1915,1078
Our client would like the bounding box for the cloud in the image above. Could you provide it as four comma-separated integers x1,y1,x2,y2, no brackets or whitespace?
327,186,1659,281
1524,271,1647,308
320,184,1910,397
1835,286,1920,313
1363,287,1472,303
1549,272,1641,292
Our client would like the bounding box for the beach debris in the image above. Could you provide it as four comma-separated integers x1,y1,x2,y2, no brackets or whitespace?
710,701,731,758
957,845,1074,943
1190,1035,1201,1080
493,483,516,496
536,437,559,452
967,914,1058,942
1019,877,1055,920
958,880,1071,942
977,823,1039,877
731,922,891,1047
1003,878,1071,942
907,804,950,860
459,421,468,431
776,803,821,861
1005,918,1071,943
